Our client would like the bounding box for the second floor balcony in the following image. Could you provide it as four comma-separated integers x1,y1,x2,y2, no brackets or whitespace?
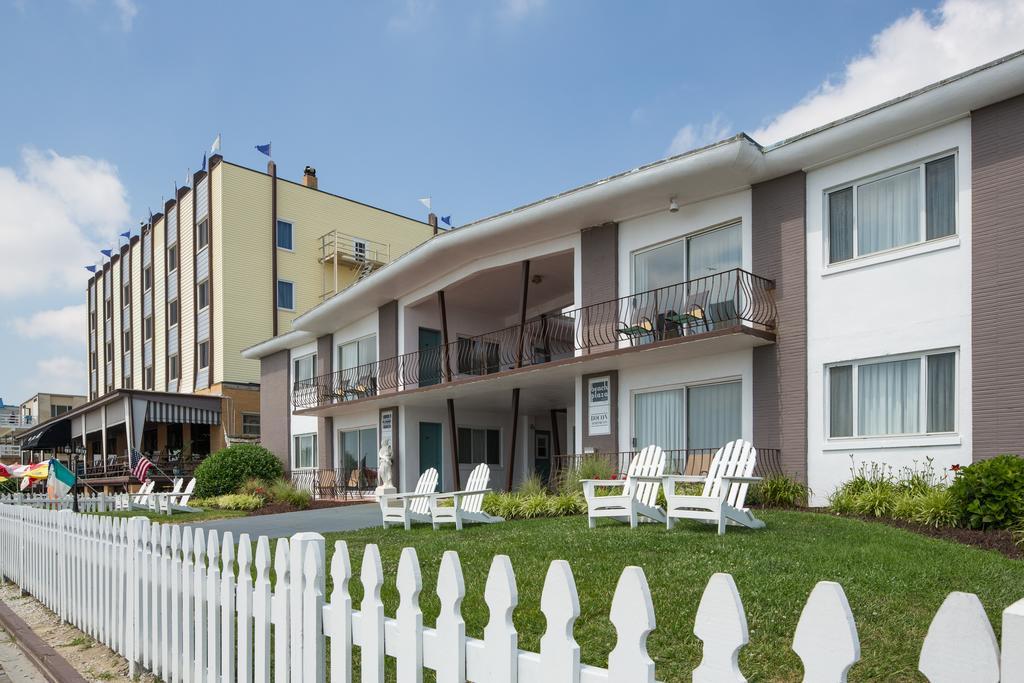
293,267,776,411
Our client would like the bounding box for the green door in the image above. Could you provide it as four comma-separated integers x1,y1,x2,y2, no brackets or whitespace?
534,430,552,483
419,422,443,477
418,327,443,386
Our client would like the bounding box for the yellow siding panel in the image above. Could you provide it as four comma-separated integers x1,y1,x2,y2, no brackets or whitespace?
212,164,226,385
131,240,142,389
96,270,106,394
153,218,166,391
179,192,195,394
111,260,121,389
218,163,273,385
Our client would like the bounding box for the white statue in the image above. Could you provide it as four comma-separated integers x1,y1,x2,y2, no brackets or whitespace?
377,440,394,490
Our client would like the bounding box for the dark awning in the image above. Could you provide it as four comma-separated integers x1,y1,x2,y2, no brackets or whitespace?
19,418,71,450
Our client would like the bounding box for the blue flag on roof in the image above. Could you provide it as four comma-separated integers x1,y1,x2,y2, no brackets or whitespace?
85,265,97,273
256,142,271,157
100,249,113,258
441,215,452,227
120,231,131,239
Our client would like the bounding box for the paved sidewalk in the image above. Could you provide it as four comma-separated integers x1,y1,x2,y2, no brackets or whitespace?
192,503,382,538
0,631,45,683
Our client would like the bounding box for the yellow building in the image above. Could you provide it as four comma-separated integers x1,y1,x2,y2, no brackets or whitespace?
85,156,435,454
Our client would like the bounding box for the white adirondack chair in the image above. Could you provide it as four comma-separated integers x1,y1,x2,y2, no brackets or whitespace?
430,463,504,530
380,468,439,530
126,480,155,511
663,439,765,535
582,445,666,528
163,477,199,514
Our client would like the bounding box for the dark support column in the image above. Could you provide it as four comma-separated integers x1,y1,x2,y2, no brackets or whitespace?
550,408,561,456
515,260,531,368
270,161,279,337
446,398,461,490
437,290,451,381
506,388,521,491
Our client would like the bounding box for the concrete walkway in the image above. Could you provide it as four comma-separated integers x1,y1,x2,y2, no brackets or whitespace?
192,503,383,538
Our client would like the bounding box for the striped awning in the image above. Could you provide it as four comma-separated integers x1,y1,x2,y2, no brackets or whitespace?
146,400,220,425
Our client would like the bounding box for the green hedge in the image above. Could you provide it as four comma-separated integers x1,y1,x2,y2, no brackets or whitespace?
193,444,283,498
950,454,1024,529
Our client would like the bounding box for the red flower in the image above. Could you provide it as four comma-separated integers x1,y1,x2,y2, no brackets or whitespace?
950,464,961,472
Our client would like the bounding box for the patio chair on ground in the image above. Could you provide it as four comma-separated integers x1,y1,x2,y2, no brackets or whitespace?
126,480,155,510
162,477,199,514
430,463,504,530
662,439,764,535
316,469,338,500
582,445,666,528
379,468,439,530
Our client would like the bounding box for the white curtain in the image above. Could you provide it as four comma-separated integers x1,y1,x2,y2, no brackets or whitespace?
858,359,920,436
634,389,685,451
927,353,956,433
686,381,742,449
829,365,853,437
633,239,685,293
926,156,956,240
687,223,742,278
858,167,919,255
829,188,854,263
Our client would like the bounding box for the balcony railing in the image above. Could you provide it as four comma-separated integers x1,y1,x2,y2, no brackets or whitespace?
550,447,784,481
293,268,775,409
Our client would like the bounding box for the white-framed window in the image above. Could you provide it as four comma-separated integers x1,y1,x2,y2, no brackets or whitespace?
122,281,131,306
198,340,210,369
276,220,293,250
197,279,210,311
827,350,957,439
143,266,153,292
241,412,260,437
197,218,209,251
168,299,179,328
293,353,317,385
339,335,376,371
339,427,378,472
293,433,317,470
144,365,154,390
353,238,367,261
632,221,742,293
167,244,178,272
277,279,294,311
144,315,153,341
826,152,957,264
168,353,179,381
632,379,742,452
457,427,500,465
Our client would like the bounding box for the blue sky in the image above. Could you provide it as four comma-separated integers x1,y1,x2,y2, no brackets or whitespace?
2,0,1022,402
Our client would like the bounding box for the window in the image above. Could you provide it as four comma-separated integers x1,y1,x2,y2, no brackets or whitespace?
828,351,956,438
633,222,742,293
122,282,131,305
144,365,154,390
293,433,317,469
197,219,209,251
340,336,376,371
198,340,210,369
276,220,293,250
277,280,294,310
105,341,113,362
633,380,741,453
144,266,153,291
166,424,183,451
105,298,113,320
168,299,179,327
167,244,178,272
457,336,500,375
293,353,317,385
122,330,132,351
339,336,376,398
197,279,209,310
50,405,71,418
353,238,367,261
242,413,261,437
340,428,378,473
827,153,956,264
90,310,97,328
144,315,153,341
457,427,500,465
168,353,179,381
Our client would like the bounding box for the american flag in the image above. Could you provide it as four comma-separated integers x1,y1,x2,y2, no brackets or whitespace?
129,448,153,483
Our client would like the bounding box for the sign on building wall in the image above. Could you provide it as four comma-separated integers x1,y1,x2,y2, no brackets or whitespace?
380,410,394,448
588,376,611,436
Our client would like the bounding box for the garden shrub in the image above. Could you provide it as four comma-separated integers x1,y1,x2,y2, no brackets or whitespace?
517,474,547,497
912,488,960,528
237,477,271,499
194,444,284,498
949,455,1024,529
555,456,617,495
852,483,899,518
198,493,264,511
747,474,809,507
266,479,312,509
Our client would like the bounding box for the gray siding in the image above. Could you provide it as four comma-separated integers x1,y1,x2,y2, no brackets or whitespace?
167,206,178,243
972,94,1024,460
260,350,291,468
197,309,210,342
196,176,209,220
751,171,807,482
144,339,153,366
196,367,209,390
167,273,178,301
196,248,209,282
143,232,152,267
168,329,179,355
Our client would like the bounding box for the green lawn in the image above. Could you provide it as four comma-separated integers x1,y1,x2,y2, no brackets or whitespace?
94,508,248,524
315,511,1024,682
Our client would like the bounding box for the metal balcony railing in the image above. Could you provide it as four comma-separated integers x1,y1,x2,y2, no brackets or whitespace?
293,268,776,409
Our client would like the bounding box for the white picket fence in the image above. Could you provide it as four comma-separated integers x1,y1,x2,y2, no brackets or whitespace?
0,503,1023,682
0,492,115,512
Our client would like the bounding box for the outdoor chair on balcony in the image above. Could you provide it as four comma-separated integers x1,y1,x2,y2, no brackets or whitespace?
665,290,710,334
430,463,504,530
582,445,666,528
662,439,765,535
380,467,439,530
617,317,655,346
316,469,338,500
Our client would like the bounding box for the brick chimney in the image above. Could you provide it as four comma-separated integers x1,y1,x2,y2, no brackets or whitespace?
429,212,438,235
303,166,318,189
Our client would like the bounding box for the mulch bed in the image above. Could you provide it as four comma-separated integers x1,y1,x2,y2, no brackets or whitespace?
247,498,370,516
851,514,1023,560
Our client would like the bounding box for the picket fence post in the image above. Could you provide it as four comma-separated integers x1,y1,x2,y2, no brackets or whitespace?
919,592,1000,683
323,540,352,683
395,547,423,682
253,536,272,683
302,541,325,683
221,532,236,683
482,554,518,683
539,559,581,683
236,534,254,683
360,544,386,683
271,537,290,683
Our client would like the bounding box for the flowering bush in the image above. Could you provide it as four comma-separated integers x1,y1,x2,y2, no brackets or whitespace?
949,455,1024,529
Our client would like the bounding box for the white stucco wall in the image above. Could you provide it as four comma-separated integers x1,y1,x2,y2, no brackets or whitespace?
805,119,973,505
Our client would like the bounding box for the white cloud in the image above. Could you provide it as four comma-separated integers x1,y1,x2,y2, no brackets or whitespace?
12,304,86,347
498,0,545,23
666,114,732,156
112,0,136,30
34,356,87,396
0,148,130,299
752,0,1024,144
